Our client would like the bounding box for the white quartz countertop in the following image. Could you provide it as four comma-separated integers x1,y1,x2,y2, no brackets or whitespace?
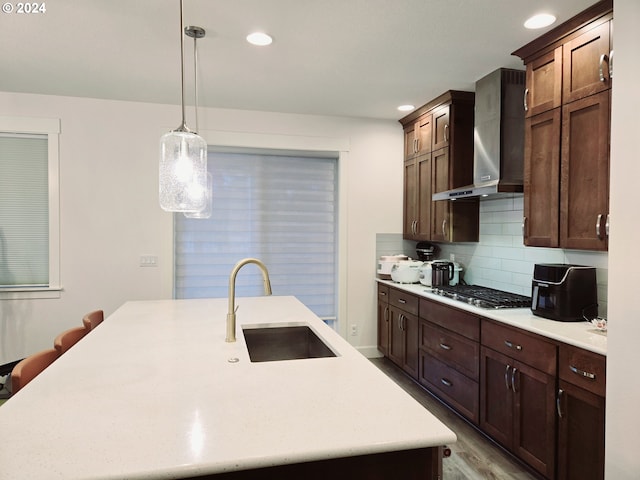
378,279,607,356
0,296,456,480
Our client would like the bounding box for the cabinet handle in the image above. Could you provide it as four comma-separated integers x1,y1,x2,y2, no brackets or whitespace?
442,219,447,238
609,50,614,79
380,291,387,297
444,124,449,143
606,214,610,237
511,367,518,393
504,340,522,351
440,378,453,387
599,54,609,82
523,88,529,111
570,365,596,380
505,365,511,390
439,343,452,351
596,214,604,240
398,298,407,304
557,388,564,418
384,306,389,322
522,216,528,239
398,314,404,331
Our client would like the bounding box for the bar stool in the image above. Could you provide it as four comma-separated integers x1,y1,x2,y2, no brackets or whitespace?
82,310,104,331
54,326,89,354
10,349,60,394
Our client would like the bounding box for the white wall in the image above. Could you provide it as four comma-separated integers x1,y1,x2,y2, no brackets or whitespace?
0,92,402,364
605,0,640,478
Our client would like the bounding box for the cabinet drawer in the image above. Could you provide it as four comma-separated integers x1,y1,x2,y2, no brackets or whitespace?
482,320,557,375
420,298,480,341
420,321,479,380
377,283,390,301
559,344,606,397
389,288,419,316
420,352,479,423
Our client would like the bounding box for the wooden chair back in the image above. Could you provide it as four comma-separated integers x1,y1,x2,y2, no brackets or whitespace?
82,309,104,331
11,349,60,394
54,326,89,354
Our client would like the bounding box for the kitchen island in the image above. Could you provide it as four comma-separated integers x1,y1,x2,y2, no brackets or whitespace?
0,296,455,479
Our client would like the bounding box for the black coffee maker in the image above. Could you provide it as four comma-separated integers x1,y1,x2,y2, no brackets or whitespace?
416,242,438,261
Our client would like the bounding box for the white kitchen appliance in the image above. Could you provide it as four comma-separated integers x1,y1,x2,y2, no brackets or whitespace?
418,262,434,286
377,255,409,280
390,260,424,284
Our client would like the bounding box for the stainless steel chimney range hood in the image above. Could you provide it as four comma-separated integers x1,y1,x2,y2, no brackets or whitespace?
432,68,526,201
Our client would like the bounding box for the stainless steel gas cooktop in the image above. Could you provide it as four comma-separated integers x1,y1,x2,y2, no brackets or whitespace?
428,285,531,309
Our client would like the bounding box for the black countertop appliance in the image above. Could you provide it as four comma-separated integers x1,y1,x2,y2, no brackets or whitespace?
531,263,598,322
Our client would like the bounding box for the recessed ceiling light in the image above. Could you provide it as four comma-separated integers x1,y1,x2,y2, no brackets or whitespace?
246,32,273,46
398,104,415,112
524,13,557,29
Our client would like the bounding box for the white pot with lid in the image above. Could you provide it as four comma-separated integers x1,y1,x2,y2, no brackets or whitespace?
390,260,424,284
377,255,409,280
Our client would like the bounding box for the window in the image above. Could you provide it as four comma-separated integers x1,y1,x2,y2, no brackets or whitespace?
175,150,338,324
0,116,60,299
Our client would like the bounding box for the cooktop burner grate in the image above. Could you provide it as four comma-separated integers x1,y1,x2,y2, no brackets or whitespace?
430,285,531,309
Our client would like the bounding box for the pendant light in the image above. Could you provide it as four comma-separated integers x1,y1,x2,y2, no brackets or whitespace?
184,25,212,219
159,0,207,213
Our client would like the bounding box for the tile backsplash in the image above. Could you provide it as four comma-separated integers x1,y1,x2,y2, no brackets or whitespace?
376,194,608,317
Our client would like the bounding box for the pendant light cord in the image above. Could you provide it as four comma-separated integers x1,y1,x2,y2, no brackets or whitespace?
193,33,200,133
178,0,189,132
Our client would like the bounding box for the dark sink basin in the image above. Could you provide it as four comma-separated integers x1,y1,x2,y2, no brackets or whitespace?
242,324,337,363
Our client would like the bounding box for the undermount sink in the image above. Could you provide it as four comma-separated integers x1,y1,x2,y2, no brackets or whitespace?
242,324,337,363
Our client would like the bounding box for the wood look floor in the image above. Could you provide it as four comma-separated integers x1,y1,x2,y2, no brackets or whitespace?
370,357,540,480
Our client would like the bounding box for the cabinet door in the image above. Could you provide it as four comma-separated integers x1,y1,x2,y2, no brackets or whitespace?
563,21,611,104
479,347,513,449
431,105,450,151
512,360,556,479
403,158,418,239
525,47,562,117
560,90,610,250
557,380,605,480
388,306,404,367
404,126,417,160
402,311,420,379
430,148,449,242
377,298,390,356
415,154,432,240
415,114,433,156
524,108,561,247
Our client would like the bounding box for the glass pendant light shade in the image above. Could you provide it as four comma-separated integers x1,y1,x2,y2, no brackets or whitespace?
184,172,212,218
159,130,207,212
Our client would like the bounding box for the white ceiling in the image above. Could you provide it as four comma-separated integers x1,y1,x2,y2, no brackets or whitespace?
0,0,595,121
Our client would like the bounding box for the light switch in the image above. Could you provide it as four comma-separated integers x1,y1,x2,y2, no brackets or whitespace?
140,255,158,267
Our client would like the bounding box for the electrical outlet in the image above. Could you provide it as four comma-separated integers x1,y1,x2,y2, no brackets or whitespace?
140,255,158,267
350,324,358,336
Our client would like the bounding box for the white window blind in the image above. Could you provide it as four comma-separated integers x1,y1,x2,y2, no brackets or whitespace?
0,133,49,287
175,151,338,321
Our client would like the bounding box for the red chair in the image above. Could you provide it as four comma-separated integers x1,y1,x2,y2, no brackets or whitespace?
82,309,104,331
11,349,60,394
54,326,89,354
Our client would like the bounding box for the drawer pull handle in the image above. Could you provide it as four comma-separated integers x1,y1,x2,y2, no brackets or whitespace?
504,340,523,351
439,343,452,351
380,291,387,296
398,298,407,304
570,365,596,380
599,53,609,82
441,378,453,387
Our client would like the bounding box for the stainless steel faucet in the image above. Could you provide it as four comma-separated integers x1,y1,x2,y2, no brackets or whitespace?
226,258,272,342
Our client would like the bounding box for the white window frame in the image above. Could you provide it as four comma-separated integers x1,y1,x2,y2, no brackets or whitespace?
0,116,61,300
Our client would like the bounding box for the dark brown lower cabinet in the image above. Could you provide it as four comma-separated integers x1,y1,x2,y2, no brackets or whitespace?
557,380,605,480
557,344,606,480
377,284,390,356
388,305,419,379
480,346,556,479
